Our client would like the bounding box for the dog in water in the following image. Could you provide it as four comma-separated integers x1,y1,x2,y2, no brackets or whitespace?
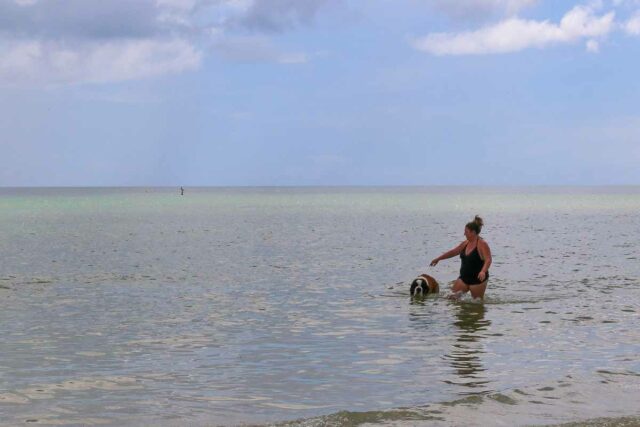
409,274,439,297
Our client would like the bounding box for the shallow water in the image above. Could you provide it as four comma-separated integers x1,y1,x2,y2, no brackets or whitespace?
0,187,639,426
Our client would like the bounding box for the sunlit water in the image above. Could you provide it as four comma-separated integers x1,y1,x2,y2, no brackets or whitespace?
0,187,639,426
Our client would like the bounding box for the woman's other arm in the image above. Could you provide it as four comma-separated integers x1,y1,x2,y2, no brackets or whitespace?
477,240,492,281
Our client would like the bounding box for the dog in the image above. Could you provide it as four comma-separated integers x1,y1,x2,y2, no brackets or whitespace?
410,274,439,297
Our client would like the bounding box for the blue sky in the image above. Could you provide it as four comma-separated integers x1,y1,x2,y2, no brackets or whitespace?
1,0,640,186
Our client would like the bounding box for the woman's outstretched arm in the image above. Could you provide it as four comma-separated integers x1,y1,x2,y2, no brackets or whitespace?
431,241,466,266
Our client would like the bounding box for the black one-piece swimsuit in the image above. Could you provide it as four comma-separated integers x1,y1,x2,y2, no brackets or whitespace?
459,242,488,285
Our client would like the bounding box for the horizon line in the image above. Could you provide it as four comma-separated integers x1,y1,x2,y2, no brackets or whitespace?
2,184,640,189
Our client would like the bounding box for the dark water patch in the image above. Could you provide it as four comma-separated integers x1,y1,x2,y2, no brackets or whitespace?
18,279,54,285
277,408,444,426
440,395,484,406
596,370,640,377
482,295,566,305
543,416,640,427
487,393,518,405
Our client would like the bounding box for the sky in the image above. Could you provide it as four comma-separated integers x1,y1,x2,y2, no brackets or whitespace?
1,0,640,186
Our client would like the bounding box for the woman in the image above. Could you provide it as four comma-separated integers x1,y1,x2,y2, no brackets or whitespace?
430,215,492,300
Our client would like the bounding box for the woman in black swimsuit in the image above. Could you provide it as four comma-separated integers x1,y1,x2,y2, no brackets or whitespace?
430,216,492,300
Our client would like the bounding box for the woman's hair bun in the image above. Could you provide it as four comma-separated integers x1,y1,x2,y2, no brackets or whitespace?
466,215,484,234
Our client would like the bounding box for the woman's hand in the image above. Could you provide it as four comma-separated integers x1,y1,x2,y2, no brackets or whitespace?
478,271,486,282
430,258,439,267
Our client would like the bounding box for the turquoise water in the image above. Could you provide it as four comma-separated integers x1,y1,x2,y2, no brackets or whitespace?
0,187,639,426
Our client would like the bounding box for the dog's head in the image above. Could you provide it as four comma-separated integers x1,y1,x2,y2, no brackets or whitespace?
410,277,429,297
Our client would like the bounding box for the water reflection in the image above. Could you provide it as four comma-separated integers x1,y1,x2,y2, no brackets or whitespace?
443,303,491,394
406,296,436,329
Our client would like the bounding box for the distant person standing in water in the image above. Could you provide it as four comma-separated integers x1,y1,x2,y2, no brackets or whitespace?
180,186,184,196
430,216,492,300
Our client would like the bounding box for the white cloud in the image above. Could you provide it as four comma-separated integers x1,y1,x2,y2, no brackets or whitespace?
586,38,600,51
623,11,640,33
0,38,202,85
414,5,615,55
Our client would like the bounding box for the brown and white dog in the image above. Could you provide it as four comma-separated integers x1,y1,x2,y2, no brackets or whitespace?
410,274,439,297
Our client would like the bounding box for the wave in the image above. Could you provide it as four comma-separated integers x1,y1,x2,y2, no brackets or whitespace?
268,372,640,427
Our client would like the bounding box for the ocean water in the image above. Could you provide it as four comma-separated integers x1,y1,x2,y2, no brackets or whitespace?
0,187,639,426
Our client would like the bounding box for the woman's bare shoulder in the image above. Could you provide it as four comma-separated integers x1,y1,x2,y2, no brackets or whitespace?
455,240,468,250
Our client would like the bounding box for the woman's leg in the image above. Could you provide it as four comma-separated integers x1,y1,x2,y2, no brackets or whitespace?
468,280,488,299
450,278,469,298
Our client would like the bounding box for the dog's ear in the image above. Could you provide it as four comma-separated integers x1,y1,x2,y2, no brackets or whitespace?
410,281,418,295
418,279,428,294
425,275,439,290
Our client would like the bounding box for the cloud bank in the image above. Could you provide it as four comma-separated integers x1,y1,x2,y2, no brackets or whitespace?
236,0,335,32
0,38,201,85
0,0,331,86
414,4,616,55
4,0,640,84
429,0,539,21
